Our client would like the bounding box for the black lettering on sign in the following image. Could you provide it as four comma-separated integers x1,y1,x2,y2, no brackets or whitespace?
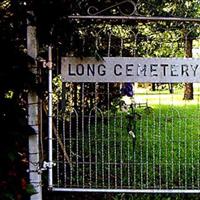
137,64,147,76
160,64,168,76
98,64,106,76
191,65,199,76
171,65,178,76
126,64,134,76
114,64,122,76
76,64,84,76
150,64,158,76
87,64,95,76
68,64,76,76
181,64,189,76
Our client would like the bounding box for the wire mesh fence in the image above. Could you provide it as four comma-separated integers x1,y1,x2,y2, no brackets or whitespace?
51,82,200,192
48,22,200,192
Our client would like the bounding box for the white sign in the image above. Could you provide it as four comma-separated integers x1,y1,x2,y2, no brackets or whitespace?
61,57,200,83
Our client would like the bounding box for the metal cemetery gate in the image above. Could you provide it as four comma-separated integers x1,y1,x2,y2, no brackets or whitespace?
47,2,200,193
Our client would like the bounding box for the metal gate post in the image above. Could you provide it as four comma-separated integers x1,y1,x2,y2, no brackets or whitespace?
47,46,54,189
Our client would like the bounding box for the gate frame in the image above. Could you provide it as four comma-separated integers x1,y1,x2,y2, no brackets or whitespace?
47,2,200,193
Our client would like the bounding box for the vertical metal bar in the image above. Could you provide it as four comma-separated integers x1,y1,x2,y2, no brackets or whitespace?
165,113,169,189
61,83,67,187
184,113,187,189
158,83,163,189
120,38,123,57
133,112,138,189
56,103,60,187
63,116,67,187
170,92,175,189
107,31,111,189
82,83,85,188
95,83,98,188
76,107,80,187
152,111,156,189
119,38,123,189
197,85,200,189
171,108,174,189
101,110,105,188
127,121,131,188
140,114,143,189
191,114,194,189
158,106,162,189
198,90,200,189
178,112,181,188
133,34,137,57
107,83,111,188
55,51,59,186
120,113,123,188
114,113,117,188
48,46,53,189
107,31,111,57
69,112,73,186
88,108,92,187
146,112,149,189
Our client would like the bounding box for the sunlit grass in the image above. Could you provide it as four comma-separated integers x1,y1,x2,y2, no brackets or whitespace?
133,85,200,106
133,105,200,189
86,88,200,190
64,86,200,196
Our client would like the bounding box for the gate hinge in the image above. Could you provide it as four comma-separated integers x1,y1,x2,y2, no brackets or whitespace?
42,161,56,171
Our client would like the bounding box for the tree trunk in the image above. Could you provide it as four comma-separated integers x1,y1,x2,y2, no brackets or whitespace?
152,83,156,91
184,83,193,99
169,83,174,94
183,36,193,100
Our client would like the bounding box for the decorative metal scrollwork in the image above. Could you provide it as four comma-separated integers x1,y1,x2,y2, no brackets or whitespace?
87,0,139,16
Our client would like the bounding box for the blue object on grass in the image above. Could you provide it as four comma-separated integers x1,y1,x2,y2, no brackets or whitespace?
121,83,134,97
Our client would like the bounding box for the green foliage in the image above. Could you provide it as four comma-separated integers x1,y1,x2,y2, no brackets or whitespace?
0,1,38,199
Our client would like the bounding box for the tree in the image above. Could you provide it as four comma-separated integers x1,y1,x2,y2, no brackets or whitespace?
184,35,194,100
0,1,37,199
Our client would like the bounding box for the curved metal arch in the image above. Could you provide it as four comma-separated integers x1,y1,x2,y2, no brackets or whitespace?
87,0,139,16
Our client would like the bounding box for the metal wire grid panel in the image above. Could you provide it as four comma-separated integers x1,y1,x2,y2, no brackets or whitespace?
50,82,200,192
48,23,200,192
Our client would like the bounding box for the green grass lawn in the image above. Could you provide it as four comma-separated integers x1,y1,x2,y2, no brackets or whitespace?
75,88,200,190
55,87,200,200
68,103,200,191
133,104,200,189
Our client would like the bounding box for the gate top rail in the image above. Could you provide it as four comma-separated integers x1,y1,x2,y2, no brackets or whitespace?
68,15,200,23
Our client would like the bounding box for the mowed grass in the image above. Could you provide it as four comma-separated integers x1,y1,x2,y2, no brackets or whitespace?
134,85,200,106
128,89,200,189
133,104,200,189
61,88,200,200
62,86,200,195
83,90,200,190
